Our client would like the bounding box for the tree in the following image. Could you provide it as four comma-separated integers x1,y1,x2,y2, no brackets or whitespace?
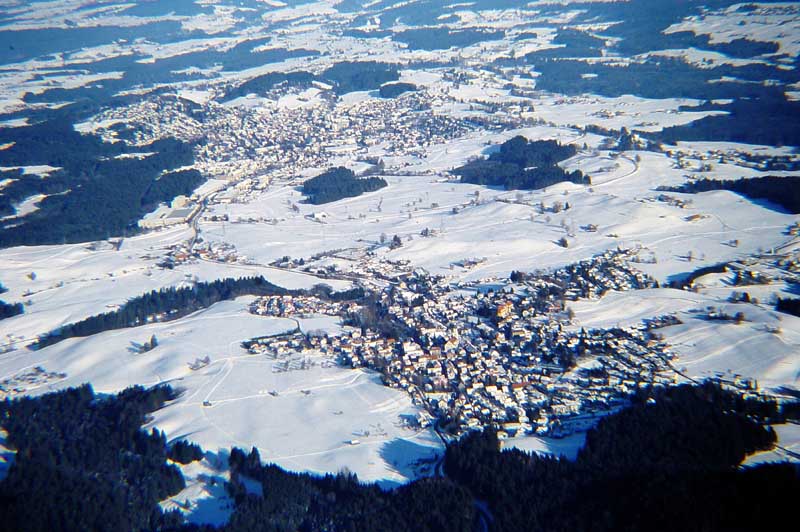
301,167,387,204
452,136,588,191
0,300,24,320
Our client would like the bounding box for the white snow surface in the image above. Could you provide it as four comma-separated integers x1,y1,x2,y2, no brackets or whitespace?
570,288,800,392
1,295,442,487
0,0,797,511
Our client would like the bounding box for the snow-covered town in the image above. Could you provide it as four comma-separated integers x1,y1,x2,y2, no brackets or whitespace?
242,248,780,440
1,0,800,528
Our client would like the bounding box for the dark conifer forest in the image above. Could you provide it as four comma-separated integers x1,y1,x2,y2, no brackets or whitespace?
34,277,364,349
322,61,399,94
0,384,185,532
0,282,23,320
168,440,205,465
453,136,589,190
0,300,23,321
0,119,202,248
378,82,418,98
302,167,388,204
0,381,796,532
443,382,796,532
776,297,800,318
223,61,399,100
661,175,800,214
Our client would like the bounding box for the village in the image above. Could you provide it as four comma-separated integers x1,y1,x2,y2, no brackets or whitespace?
87,75,500,188
243,248,687,439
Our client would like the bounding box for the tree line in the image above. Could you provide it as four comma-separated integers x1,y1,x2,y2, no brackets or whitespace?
0,282,23,321
218,447,474,532
35,277,364,349
776,297,800,318
379,82,417,99
0,300,23,321
224,61,400,100
1,381,796,531
0,384,186,532
660,175,800,214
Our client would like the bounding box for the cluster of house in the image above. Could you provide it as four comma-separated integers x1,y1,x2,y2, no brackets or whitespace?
652,193,692,209
250,295,357,319
666,145,800,173
244,249,680,438
0,365,66,399
245,331,376,371
162,239,244,267
78,71,496,194
775,239,800,273
192,85,477,183
538,248,658,300
337,256,674,438
83,96,204,147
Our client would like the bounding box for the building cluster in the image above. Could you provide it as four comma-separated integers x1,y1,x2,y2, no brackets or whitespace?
139,196,201,229
666,145,800,173
652,193,692,209
250,295,357,319
0,366,67,399
508,248,658,301
246,250,679,438
82,68,526,193
341,253,671,438
81,95,205,147
162,239,245,268
195,86,477,182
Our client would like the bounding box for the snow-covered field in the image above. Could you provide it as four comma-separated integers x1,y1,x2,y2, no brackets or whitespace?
151,353,442,486
0,0,799,520
2,120,798,505
569,288,800,392
1,294,441,490
569,286,800,461
205,137,795,285
665,2,800,59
